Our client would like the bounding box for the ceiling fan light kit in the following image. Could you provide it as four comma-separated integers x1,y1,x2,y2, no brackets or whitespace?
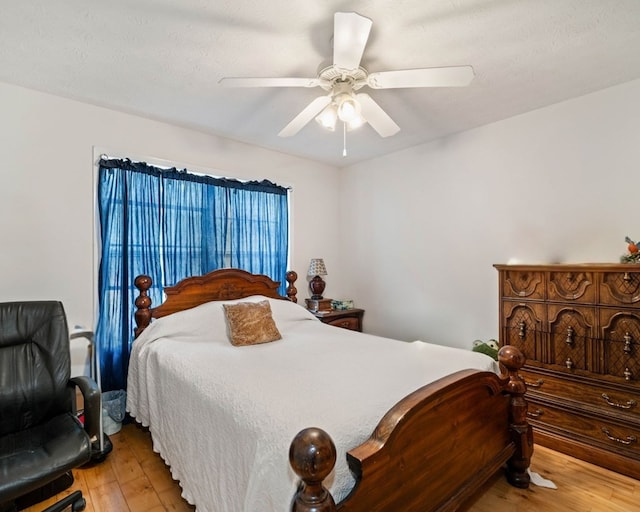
315,103,338,131
219,11,474,149
336,95,359,123
313,80,365,134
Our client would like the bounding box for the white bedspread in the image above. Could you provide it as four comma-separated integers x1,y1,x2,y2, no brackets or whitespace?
127,297,498,512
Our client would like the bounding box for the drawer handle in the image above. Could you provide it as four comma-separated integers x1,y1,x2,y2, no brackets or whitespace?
565,357,574,369
624,333,633,354
525,379,544,389
565,326,574,346
623,272,632,283
601,393,637,409
527,409,544,419
518,320,526,339
601,427,637,446
625,368,633,381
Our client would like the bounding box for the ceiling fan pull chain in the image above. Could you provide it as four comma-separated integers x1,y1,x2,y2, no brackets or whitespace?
343,122,347,157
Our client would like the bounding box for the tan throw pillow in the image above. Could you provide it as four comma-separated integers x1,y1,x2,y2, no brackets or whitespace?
223,300,282,346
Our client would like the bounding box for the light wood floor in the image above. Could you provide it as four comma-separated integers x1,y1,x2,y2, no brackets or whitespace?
23,422,640,512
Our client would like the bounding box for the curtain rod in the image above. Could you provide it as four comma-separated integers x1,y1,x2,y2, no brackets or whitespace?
97,154,293,190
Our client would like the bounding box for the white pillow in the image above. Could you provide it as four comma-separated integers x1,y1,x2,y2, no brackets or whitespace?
141,295,317,345
265,297,319,323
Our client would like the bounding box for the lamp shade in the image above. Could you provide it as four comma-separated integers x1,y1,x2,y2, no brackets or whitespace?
307,258,327,277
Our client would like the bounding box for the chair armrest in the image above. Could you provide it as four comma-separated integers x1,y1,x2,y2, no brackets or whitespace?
69,376,101,441
69,330,94,342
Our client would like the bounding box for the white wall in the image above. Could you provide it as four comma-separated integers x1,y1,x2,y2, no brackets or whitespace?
4,78,640,349
0,82,343,329
341,79,640,349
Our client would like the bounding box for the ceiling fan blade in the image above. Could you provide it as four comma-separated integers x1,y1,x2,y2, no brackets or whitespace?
367,66,475,89
278,95,332,137
357,93,400,138
219,77,322,88
333,12,373,70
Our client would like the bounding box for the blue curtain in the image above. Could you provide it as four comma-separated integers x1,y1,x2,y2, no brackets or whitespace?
96,158,288,391
227,181,289,281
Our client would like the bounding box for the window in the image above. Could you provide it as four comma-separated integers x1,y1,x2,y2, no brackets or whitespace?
96,158,289,390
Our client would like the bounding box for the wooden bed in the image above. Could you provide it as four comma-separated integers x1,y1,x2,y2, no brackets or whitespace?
133,268,532,512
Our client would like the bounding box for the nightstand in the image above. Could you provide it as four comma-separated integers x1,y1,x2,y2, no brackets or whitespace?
311,308,364,332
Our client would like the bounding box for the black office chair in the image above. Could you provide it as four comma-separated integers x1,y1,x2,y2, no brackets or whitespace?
0,301,110,512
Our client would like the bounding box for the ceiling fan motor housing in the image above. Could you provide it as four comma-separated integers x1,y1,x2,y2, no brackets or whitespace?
318,65,368,91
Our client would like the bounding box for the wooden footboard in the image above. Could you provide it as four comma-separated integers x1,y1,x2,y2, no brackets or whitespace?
290,346,532,512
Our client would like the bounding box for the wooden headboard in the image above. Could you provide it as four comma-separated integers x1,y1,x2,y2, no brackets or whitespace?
133,268,298,338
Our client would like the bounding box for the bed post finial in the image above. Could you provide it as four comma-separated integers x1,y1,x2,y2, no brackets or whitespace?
289,427,337,512
134,275,153,338
498,345,533,489
286,270,298,303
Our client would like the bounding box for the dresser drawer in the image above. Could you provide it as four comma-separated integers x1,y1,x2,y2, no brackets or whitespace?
527,398,640,459
501,302,545,363
600,271,640,307
599,309,640,381
325,316,360,331
521,368,640,422
548,270,595,303
312,308,364,332
547,304,596,372
501,269,544,299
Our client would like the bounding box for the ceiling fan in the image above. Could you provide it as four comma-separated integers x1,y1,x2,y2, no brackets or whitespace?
219,12,474,139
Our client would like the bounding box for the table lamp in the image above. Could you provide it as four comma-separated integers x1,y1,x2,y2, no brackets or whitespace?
307,259,327,299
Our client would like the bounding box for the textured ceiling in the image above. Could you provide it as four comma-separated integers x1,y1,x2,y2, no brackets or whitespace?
1,0,639,167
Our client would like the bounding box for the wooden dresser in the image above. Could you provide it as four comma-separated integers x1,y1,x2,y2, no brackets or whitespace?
495,263,640,479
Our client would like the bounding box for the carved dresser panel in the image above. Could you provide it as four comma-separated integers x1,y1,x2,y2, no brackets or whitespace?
495,263,640,479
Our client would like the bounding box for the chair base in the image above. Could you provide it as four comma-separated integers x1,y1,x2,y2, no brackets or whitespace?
0,501,16,512
0,433,112,512
0,473,85,512
14,473,74,510
42,491,86,512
